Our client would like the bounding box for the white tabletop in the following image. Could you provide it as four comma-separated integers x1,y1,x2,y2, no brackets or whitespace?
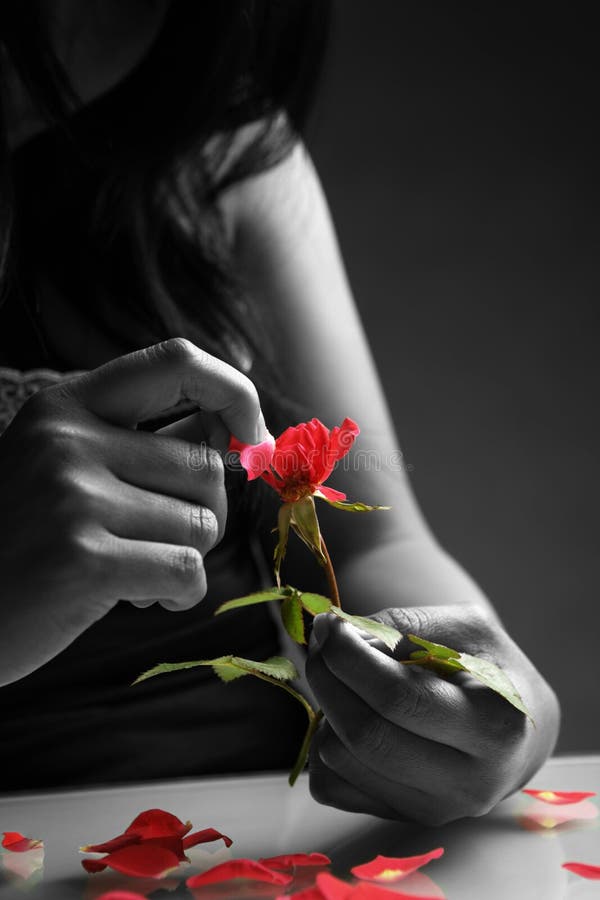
1,755,599,899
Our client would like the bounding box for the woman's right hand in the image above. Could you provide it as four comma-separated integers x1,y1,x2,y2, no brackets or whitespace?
0,338,271,687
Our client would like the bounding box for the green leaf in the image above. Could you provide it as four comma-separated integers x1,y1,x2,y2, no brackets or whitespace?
290,496,326,565
330,607,402,651
215,588,288,616
300,592,332,616
133,655,298,686
406,634,533,721
274,503,293,587
315,493,390,513
457,651,533,721
407,634,461,660
281,594,306,644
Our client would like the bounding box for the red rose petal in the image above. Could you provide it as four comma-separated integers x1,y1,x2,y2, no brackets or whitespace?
82,858,109,874
351,885,443,900
315,873,354,900
316,486,347,502
276,888,324,900
186,859,293,888
125,809,191,838
351,849,444,883
83,844,181,878
1,832,44,853
562,861,600,879
522,790,596,805
96,893,149,900
81,834,141,855
259,853,331,869
182,828,233,850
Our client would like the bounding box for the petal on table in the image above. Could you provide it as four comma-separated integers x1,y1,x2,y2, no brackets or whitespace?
522,790,596,805
187,859,293,888
95,892,150,900
183,828,233,850
1,832,44,853
83,844,181,878
562,862,600,879
351,849,444,883
81,834,141,855
519,799,598,831
315,872,354,900
259,852,331,869
125,809,192,838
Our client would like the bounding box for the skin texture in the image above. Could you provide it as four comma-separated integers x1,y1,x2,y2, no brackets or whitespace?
0,3,560,819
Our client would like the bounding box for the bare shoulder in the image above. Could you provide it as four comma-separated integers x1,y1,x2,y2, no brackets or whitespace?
216,129,322,249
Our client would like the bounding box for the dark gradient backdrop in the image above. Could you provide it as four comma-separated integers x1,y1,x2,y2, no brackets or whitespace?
307,2,600,751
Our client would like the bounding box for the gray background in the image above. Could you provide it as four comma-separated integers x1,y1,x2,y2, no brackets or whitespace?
308,1,599,751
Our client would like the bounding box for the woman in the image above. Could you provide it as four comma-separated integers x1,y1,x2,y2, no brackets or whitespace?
0,0,559,822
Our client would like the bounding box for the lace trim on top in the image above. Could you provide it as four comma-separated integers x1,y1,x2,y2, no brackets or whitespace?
0,367,86,435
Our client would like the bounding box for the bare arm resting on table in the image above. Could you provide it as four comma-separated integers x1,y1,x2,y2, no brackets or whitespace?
219,140,561,823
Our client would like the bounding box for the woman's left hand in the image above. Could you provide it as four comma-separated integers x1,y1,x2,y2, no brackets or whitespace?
306,604,560,824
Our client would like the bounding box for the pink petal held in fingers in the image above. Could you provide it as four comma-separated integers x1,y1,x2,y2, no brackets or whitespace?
522,790,596,805
259,852,331,869
562,862,600,879
351,848,444,883
124,809,192,838
186,859,293,888
82,844,180,878
1,832,44,853
182,828,233,850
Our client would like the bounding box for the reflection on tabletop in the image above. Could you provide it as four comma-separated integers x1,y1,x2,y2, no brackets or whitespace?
1,756,599,900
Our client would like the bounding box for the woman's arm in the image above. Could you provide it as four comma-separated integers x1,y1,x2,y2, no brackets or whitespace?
219,137,560,823
219,140,493,616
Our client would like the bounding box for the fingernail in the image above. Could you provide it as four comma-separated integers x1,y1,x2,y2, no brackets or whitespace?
254,413,274,446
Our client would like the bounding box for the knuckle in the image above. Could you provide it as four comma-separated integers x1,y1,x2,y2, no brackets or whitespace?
154,337,198,365
187,442,225,484
171,545,205,588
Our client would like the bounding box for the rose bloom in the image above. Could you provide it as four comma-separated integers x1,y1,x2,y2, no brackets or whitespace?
229,417,359,503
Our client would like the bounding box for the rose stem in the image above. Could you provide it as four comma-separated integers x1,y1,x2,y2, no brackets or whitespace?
320,535,341,608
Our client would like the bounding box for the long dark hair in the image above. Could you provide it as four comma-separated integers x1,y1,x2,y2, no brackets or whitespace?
0,0,332,523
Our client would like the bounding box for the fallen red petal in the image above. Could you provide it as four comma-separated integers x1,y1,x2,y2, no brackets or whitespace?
562,861,600,879
315,872,354,900
187,859,293,888
260,853,331,869
125,809,191,839
350,884,444,900
351,848,444,883
82,858,109,874
82,844,180,878
182,828,233,850
1,832,44,853
275,888,325,900
81,834,141,855
95,893,149,900
522,790,596,805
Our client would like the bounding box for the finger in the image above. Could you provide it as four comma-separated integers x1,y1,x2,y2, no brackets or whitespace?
102,480,222,552
96,531,208,611
310,613,479,751
86,424,227,511
313,722,459,826
309,728,401,819
157,410,231,455
306,631,470,789
66,338,272,443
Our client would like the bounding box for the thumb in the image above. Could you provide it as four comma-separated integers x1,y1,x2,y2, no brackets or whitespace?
66,338,271,445
365,604,492,659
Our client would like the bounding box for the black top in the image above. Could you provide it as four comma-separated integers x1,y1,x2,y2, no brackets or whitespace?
0,35,306,792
